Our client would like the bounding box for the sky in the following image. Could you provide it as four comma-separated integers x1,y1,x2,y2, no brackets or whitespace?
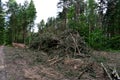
31,0,59,23
3,0,60,32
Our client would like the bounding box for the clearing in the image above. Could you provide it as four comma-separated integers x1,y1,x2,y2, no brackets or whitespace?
0,46,119,80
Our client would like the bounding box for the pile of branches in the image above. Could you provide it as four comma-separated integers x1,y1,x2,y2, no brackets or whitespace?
29,29,90,58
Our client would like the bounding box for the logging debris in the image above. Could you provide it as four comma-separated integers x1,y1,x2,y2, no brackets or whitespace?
29,29,90,58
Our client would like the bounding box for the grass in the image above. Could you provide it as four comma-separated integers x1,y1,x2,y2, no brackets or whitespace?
92,55,107,63
105,49,120,53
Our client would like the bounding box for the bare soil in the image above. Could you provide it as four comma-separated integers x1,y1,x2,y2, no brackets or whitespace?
2,46,120,80
0,46,6,80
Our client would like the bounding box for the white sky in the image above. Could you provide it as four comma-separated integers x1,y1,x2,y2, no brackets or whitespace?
3,0,59,32
33,0,59,23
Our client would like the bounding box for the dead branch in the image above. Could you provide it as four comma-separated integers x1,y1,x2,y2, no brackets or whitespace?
111,67,120,80
77,68,88,79
101,63,112,80
77,63,93,79
48,56,58,62
50,58,63,65
70,33,81,55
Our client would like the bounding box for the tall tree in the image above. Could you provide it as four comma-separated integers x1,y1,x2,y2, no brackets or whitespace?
24,0,36,43
98,0,107,28
104,0,120,37
6,0,36,44
0,0,5,44
37,19,45,33
7,0,18,43
87,0,97,31
57,0,70,28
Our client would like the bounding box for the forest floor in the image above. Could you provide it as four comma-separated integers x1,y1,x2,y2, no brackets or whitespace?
1,46,120,80
0,46,6,80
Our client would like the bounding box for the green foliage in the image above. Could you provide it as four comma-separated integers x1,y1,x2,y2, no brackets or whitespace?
67,5,89,39
4,29,12,45
0,1,5,44
107,36,120,50
66,0,120,50
37,19,45,32
6,0,36,44
87,29,105,50
0,27,4,44
104,0,120,37
26,0,36,25
0,0,120,51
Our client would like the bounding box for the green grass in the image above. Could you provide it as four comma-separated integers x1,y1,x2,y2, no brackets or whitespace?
93,56,107,63
105,49,120,53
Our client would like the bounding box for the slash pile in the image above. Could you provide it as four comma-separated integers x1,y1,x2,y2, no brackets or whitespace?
29,29,90,58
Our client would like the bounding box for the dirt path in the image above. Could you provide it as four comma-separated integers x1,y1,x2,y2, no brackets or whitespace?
0,46,6,80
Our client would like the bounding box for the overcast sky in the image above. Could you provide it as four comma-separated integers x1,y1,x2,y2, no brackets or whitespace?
4,0,59,23
32,0,59,23
3,0,59,32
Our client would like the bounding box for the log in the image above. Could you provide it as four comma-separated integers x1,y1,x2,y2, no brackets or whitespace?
101,63,112,80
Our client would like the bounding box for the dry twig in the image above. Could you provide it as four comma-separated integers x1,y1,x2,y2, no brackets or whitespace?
50,58,63,65
48,56,58,62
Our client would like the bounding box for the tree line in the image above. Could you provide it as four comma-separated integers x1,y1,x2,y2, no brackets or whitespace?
0,0,36,45
0,0,120,50
37,0,120,50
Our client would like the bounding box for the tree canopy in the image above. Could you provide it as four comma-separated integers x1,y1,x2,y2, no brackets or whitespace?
0,0,120,50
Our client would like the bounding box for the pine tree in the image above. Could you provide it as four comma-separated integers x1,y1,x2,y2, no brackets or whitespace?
0,0,5,44
104,0,120,37
6,0,36,44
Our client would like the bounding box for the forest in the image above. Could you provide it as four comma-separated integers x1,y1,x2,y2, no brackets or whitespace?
0,0,120,80
0,0,120,50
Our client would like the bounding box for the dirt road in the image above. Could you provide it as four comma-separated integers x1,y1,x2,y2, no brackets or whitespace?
0,46,6,80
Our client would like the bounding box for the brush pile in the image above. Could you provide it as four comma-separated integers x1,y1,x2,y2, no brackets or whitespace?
29,29,90,58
